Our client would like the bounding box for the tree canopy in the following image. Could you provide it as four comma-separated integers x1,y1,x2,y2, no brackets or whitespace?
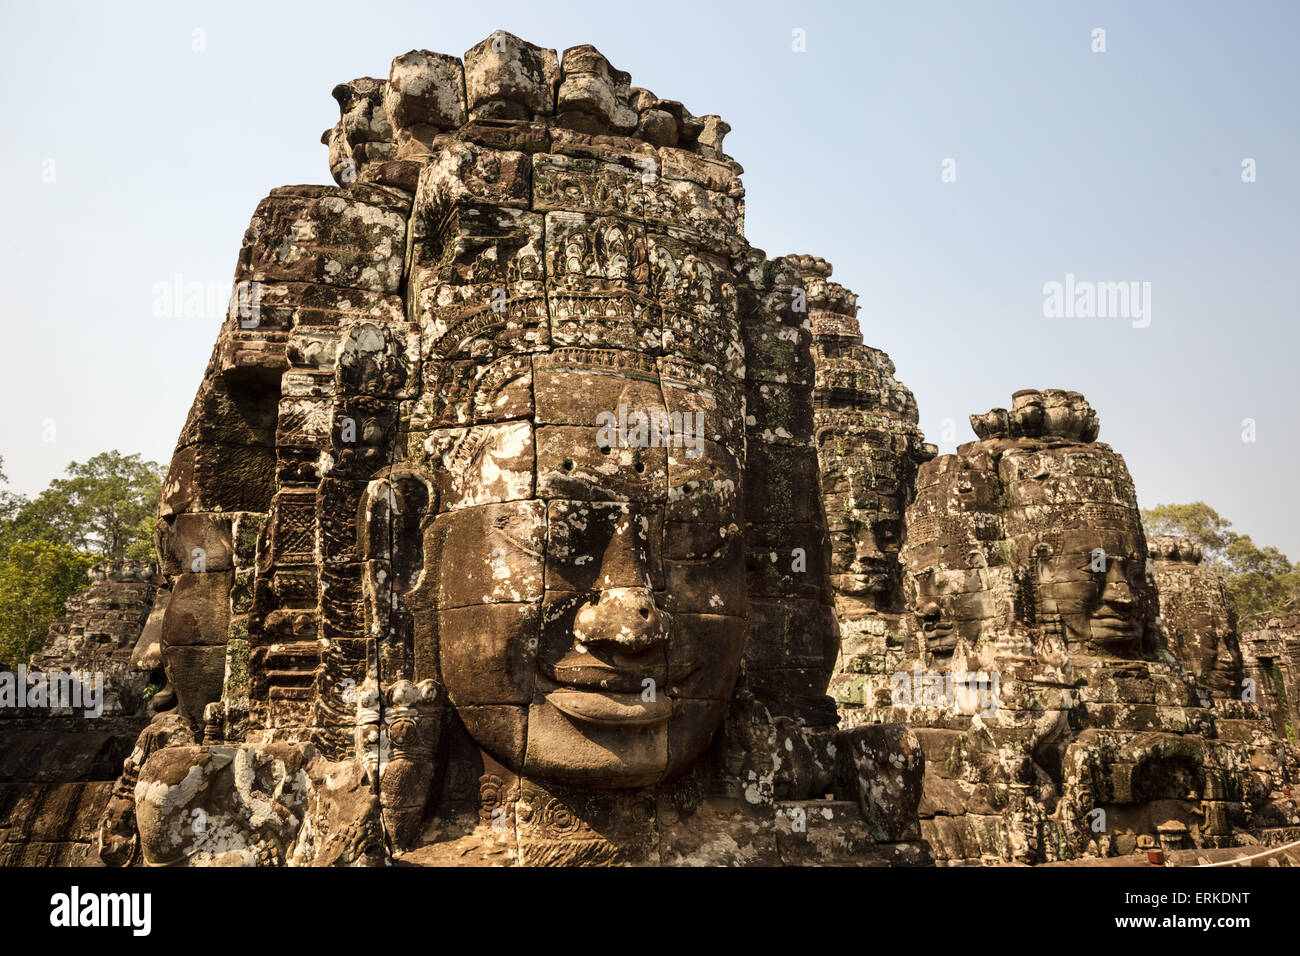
0,541,97,670
0,452,162,669
0,451,161,560
1141,501,1300,630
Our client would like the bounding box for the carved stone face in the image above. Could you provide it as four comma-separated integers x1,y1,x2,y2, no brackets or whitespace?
850,511,901,600
416,374,746,789
1174,593,1239,690
1001,447,1152,656
1150,541,1242,695
903,428,1153,658
1032,544,1146,652
404,147,750,789
902,449,1010,655
910,562,1001,655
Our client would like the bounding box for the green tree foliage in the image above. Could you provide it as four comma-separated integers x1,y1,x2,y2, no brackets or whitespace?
1142,501,1300,629
0,451,162,559
0,458,26,533
0,540,97,670
0,451,163,669
1223,536,1300,631
1141,501,1234,565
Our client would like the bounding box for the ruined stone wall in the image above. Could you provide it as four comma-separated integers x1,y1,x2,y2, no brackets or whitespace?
29,560,162,716
1241,616,1300,745
0,560,161,864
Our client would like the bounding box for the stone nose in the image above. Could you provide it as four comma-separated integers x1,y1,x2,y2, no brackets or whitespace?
856,540,885,561
573,587,667,653
1100,575,1135,608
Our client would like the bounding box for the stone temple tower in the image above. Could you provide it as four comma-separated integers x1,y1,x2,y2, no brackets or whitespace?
783,254,935,724
93,32,931,867
849,390,1300,864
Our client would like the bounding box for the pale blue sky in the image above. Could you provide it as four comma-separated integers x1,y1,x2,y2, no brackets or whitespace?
1,1,1297,553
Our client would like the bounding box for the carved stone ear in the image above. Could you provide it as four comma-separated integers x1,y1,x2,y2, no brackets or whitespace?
359,469,436,683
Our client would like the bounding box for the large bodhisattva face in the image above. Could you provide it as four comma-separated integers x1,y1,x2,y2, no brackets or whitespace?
404,156,748,789
1030,536,1147,652
417,382,746,789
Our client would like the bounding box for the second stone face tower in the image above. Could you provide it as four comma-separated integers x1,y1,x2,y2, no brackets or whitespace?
785,254,935,722
851,390,1300,864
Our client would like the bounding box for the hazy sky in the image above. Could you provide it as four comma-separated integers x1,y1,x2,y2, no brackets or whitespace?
2,1,1296,552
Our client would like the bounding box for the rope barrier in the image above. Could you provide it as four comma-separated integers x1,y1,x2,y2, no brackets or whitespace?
1193,836,1300,867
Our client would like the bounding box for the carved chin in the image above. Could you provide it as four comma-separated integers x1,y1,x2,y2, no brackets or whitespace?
521,697,671,789
495,695,730,790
